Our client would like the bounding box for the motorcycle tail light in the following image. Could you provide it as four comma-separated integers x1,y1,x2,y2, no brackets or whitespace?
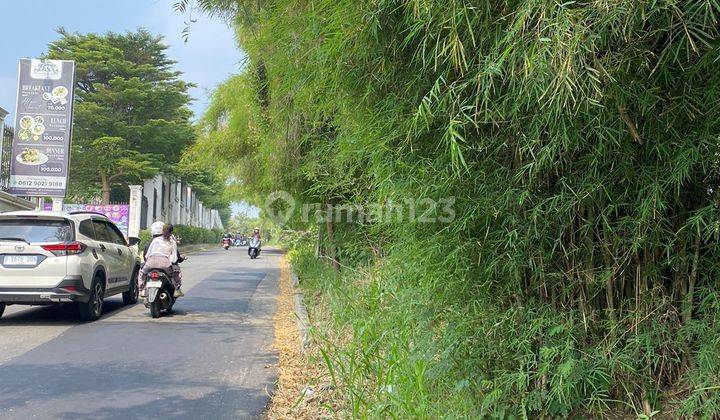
150,272,160,279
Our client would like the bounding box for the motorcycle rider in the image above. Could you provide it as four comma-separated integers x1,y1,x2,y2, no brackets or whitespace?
221,232,233,249
248,227,261,257
139,222,185,298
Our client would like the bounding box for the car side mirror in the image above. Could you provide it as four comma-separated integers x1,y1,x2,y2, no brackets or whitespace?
128,237,141,246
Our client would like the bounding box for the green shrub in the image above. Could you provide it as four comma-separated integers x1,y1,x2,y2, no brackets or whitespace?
172,225,223,245
137,225,222,250
138,229,152,250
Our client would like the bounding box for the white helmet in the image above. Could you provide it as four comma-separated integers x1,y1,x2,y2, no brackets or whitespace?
150,221,164,236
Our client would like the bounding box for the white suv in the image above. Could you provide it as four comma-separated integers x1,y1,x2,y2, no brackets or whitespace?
0,211,141,321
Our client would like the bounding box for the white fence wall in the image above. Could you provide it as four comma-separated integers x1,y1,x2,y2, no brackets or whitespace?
129,174,223,238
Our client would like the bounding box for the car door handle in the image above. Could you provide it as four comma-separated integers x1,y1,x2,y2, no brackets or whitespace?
99,244,106,252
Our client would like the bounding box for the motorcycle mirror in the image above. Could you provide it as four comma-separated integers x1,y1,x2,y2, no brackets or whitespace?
128,237,141,246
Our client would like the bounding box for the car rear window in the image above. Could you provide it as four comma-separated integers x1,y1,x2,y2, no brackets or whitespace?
0,219,73,243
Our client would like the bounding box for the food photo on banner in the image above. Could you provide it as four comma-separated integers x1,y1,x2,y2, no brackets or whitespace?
8,59,75,197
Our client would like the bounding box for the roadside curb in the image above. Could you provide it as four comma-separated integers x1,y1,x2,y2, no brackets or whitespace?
178,243,217,254
291,271,311,352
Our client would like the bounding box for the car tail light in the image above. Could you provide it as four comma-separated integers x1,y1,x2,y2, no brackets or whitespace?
42,242,87,256
60,285,78,293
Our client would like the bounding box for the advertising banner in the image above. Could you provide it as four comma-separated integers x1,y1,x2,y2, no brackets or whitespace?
9,59,75,197
43,203,130,237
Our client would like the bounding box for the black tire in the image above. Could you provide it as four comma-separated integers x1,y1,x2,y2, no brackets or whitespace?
0,303,5,319
79,276,105,321
122,268,139,305
150,300,161,318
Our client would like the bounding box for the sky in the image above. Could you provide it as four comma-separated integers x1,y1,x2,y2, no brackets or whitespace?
0,0,244,123
0,0,256,218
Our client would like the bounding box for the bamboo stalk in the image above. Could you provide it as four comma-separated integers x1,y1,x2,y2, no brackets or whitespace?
683,235,701,323
602,225,616,323
325,205,340,273
618,105,643,145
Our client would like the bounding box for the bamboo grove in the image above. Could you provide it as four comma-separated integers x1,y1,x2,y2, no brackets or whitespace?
183,0,720,416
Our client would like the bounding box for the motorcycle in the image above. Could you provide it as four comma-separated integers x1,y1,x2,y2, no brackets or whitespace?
248,237,261,259
144,269,176,318
222,238,232,250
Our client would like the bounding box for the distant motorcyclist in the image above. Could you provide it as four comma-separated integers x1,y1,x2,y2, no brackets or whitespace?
140,222,184,298
221,233,233,250
248,227,261,257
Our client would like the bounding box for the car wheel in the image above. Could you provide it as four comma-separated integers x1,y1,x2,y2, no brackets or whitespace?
122,268,139,305
79,277,105,321
0,304,5,319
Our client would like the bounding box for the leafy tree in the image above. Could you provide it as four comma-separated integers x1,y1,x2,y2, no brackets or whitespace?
178,162,232,226
46,28,195,203
228,212,257,233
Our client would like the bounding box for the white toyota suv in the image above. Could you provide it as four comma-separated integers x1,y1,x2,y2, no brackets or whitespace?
0,211,141,321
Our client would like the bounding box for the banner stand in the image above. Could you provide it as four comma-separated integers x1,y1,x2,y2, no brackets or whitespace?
8,59,75,198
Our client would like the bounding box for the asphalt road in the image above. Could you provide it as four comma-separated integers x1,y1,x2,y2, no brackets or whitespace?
0,247,281,419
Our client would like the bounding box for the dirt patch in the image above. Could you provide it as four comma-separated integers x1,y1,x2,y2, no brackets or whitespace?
265,256,335,419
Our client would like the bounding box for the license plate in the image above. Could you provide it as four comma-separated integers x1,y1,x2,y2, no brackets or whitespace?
146,281,162,288
4,255,39,266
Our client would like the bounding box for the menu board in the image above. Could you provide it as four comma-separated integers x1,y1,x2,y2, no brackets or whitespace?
8,59,75,197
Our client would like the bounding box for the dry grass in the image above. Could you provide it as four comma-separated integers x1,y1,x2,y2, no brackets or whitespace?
265,256,336,419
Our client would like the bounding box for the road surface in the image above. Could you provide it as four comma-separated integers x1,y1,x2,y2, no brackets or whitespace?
0,247,281,419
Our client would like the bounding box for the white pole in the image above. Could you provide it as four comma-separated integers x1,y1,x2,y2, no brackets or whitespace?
128,185,143,242
51,197,64,211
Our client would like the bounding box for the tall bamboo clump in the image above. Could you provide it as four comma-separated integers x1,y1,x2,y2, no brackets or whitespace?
188,0,720,416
